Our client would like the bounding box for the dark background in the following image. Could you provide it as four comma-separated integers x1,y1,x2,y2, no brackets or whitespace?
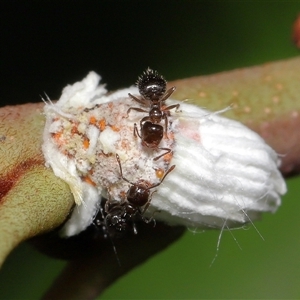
1,1,300,299
1,1,298,105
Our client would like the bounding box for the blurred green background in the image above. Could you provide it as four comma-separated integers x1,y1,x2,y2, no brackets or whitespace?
1,1,300,299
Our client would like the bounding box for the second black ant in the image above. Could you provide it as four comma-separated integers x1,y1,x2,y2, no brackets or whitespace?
101,154,176,236
128,68,180,160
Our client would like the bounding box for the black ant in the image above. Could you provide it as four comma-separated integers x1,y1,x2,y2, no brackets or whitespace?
128,68,180,160
102,154,176,236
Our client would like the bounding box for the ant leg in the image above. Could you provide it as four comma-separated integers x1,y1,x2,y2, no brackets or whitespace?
162,113,168,139
150,165,176,188
141,210,161,227
161,104,180,139
153,147,172,161
103,188,111,213
159,86,176,102
133,123,142,139
95,196,111,239
127,107,147,116
163,103,180,113
141,165,175,225
115,154,135,185
141,215,156,227
94,199,105,228
141,189,156,214
104,192,114,214
128,93,149,106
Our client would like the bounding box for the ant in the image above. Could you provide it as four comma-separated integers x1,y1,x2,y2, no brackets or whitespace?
102,154,176,236
128,68,180,161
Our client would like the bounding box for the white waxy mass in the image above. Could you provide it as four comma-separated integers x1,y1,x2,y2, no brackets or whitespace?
42,72,286,236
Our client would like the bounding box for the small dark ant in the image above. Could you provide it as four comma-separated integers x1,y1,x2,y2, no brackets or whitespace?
102,154,176,236
128,68,180,160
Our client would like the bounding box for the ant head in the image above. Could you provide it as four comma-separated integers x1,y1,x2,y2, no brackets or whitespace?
127,183,150,207
137,68,167,101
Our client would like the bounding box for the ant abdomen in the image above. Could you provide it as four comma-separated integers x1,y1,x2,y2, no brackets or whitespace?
137,121,163,148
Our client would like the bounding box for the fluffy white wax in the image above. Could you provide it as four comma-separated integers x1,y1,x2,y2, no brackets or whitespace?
42,72,287,236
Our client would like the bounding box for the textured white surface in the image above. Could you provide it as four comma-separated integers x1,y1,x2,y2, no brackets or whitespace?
150,104,286,228
42,72,287,236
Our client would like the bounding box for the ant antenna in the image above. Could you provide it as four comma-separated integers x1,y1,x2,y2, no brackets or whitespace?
116,153,175,189
95,198,122,266
116,154,135,185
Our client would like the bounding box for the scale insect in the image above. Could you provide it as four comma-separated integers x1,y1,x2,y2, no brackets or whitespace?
128,68,180,160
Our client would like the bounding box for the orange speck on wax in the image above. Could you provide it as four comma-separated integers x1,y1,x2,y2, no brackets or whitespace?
83,176,96,186
71,123,79,135
52,131,65,147
83,137,90,149
99,119,106,131
53,131,62,141
163,152,173,162
89,116,97,125
108,102,114,109
155,168,164,179
111,125,120,132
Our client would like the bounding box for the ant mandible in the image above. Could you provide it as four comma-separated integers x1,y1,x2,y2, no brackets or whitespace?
103,154,176,235
128,68,180,160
